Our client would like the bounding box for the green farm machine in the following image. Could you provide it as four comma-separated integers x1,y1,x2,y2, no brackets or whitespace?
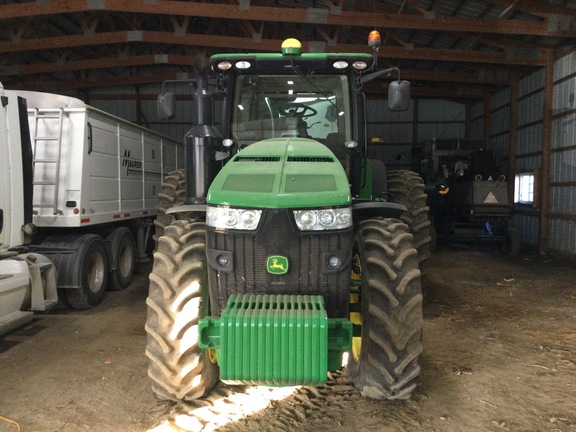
145,35,431,401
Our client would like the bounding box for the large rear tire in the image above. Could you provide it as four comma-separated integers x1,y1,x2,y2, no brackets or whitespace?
153,170,186,245
145,219,219,401
347,218,423,399
387,170,432,287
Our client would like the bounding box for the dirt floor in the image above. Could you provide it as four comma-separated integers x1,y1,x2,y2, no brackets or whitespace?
1,244,575,432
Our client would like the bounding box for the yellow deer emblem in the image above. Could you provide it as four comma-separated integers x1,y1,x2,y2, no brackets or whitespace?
267,255,289,275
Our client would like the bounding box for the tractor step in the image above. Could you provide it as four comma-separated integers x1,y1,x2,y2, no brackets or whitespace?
199,293,352,386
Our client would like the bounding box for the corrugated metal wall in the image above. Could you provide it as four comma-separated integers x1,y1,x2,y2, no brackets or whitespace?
471,49,576,254
550,51,576,255
367,98,466,168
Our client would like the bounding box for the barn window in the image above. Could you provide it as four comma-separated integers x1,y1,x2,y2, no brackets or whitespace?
514,172,535,204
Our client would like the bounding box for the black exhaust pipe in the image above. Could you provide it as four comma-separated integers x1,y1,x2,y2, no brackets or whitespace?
184,57,223,205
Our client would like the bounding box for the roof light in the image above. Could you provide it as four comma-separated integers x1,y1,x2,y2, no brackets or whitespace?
281,38,302,56
217,61,232,70
235,61,251,69
333,60,348,69
368,30,381,50
352,61,368,70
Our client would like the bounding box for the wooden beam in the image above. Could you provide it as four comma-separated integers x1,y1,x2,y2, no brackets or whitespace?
0,30,547,66
0,49,512,86
1,1,575,37
508,72,518,218
486,0,576,18
539,49,554,255
0,54,195,76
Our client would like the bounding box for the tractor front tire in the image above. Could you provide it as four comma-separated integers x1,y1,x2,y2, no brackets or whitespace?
145,219,219,401
347,218,423,399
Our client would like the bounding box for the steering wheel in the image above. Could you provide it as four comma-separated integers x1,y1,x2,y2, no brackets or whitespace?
278,103,318,119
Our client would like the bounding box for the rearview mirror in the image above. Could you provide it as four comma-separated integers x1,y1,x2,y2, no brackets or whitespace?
388,80,411,111
157,92,176,120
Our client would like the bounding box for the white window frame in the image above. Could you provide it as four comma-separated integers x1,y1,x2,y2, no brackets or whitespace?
514,172,535,204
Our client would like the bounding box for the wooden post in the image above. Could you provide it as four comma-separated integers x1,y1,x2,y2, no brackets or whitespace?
508,72,518,223
539,49,554,255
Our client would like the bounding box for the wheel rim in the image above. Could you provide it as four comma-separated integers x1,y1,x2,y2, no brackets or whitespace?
87,252,105,293
350,254,362,362
117,240,132,278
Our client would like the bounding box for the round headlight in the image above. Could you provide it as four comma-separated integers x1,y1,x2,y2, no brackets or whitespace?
333,60,348,69
217,61,232,70
235,61,251,69
352,61,368,70
240,210,259,230
336,208,352,226
295,210,317,230
318,209,336,227
224,209,239,227
328,255,342,268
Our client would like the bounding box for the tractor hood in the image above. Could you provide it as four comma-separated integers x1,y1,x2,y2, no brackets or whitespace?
206,138,351,208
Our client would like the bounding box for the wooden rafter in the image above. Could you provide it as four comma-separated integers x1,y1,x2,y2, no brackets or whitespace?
1,1,575,37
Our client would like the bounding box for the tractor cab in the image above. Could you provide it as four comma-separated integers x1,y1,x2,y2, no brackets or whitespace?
209,38,410,197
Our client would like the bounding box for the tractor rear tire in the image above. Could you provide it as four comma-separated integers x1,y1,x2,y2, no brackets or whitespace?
387,170,432,287
145,219,219,401
347,218,423,399
153,170,186,246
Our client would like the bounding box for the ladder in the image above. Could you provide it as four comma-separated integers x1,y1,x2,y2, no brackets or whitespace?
31,108,65,215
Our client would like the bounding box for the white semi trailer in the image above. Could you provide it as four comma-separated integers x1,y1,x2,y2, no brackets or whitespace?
0,83,183,335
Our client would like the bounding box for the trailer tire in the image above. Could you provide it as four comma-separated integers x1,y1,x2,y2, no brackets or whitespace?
106,227,136,291
63,234,110,309
154,170,186,245
145,219,219,401
388,170,432,287
347,218,423,400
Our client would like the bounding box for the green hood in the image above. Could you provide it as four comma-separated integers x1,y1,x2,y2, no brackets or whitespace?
207,138,351,208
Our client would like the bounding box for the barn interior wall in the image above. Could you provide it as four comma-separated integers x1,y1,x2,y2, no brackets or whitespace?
366,98,467,169
87,50,576,255
469,49,576,255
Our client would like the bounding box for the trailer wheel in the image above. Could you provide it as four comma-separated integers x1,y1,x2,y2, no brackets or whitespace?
347,218,423,399
64,234,110,309
145,219,219,401
106,227,136,291
388,170,432,287
154,170,186,245
501,227,520,255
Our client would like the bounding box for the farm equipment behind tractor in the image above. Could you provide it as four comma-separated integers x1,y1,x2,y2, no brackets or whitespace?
413,138,520,254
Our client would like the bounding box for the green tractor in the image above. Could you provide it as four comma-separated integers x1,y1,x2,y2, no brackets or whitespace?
145,35,431,402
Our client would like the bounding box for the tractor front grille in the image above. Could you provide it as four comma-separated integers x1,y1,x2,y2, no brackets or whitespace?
206,208,352,318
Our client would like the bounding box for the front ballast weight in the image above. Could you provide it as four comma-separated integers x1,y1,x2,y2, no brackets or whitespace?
199,293,352,386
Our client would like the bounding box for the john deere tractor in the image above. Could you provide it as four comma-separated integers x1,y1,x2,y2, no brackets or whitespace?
145,35,431,402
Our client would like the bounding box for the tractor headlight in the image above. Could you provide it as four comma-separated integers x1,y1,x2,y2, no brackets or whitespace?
293,207,352,231
207,206,262,230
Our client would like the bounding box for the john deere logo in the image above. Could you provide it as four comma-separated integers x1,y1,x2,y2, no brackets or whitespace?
267,255,289,275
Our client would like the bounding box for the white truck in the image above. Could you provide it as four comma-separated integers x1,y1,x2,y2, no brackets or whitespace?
0,83,183,336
